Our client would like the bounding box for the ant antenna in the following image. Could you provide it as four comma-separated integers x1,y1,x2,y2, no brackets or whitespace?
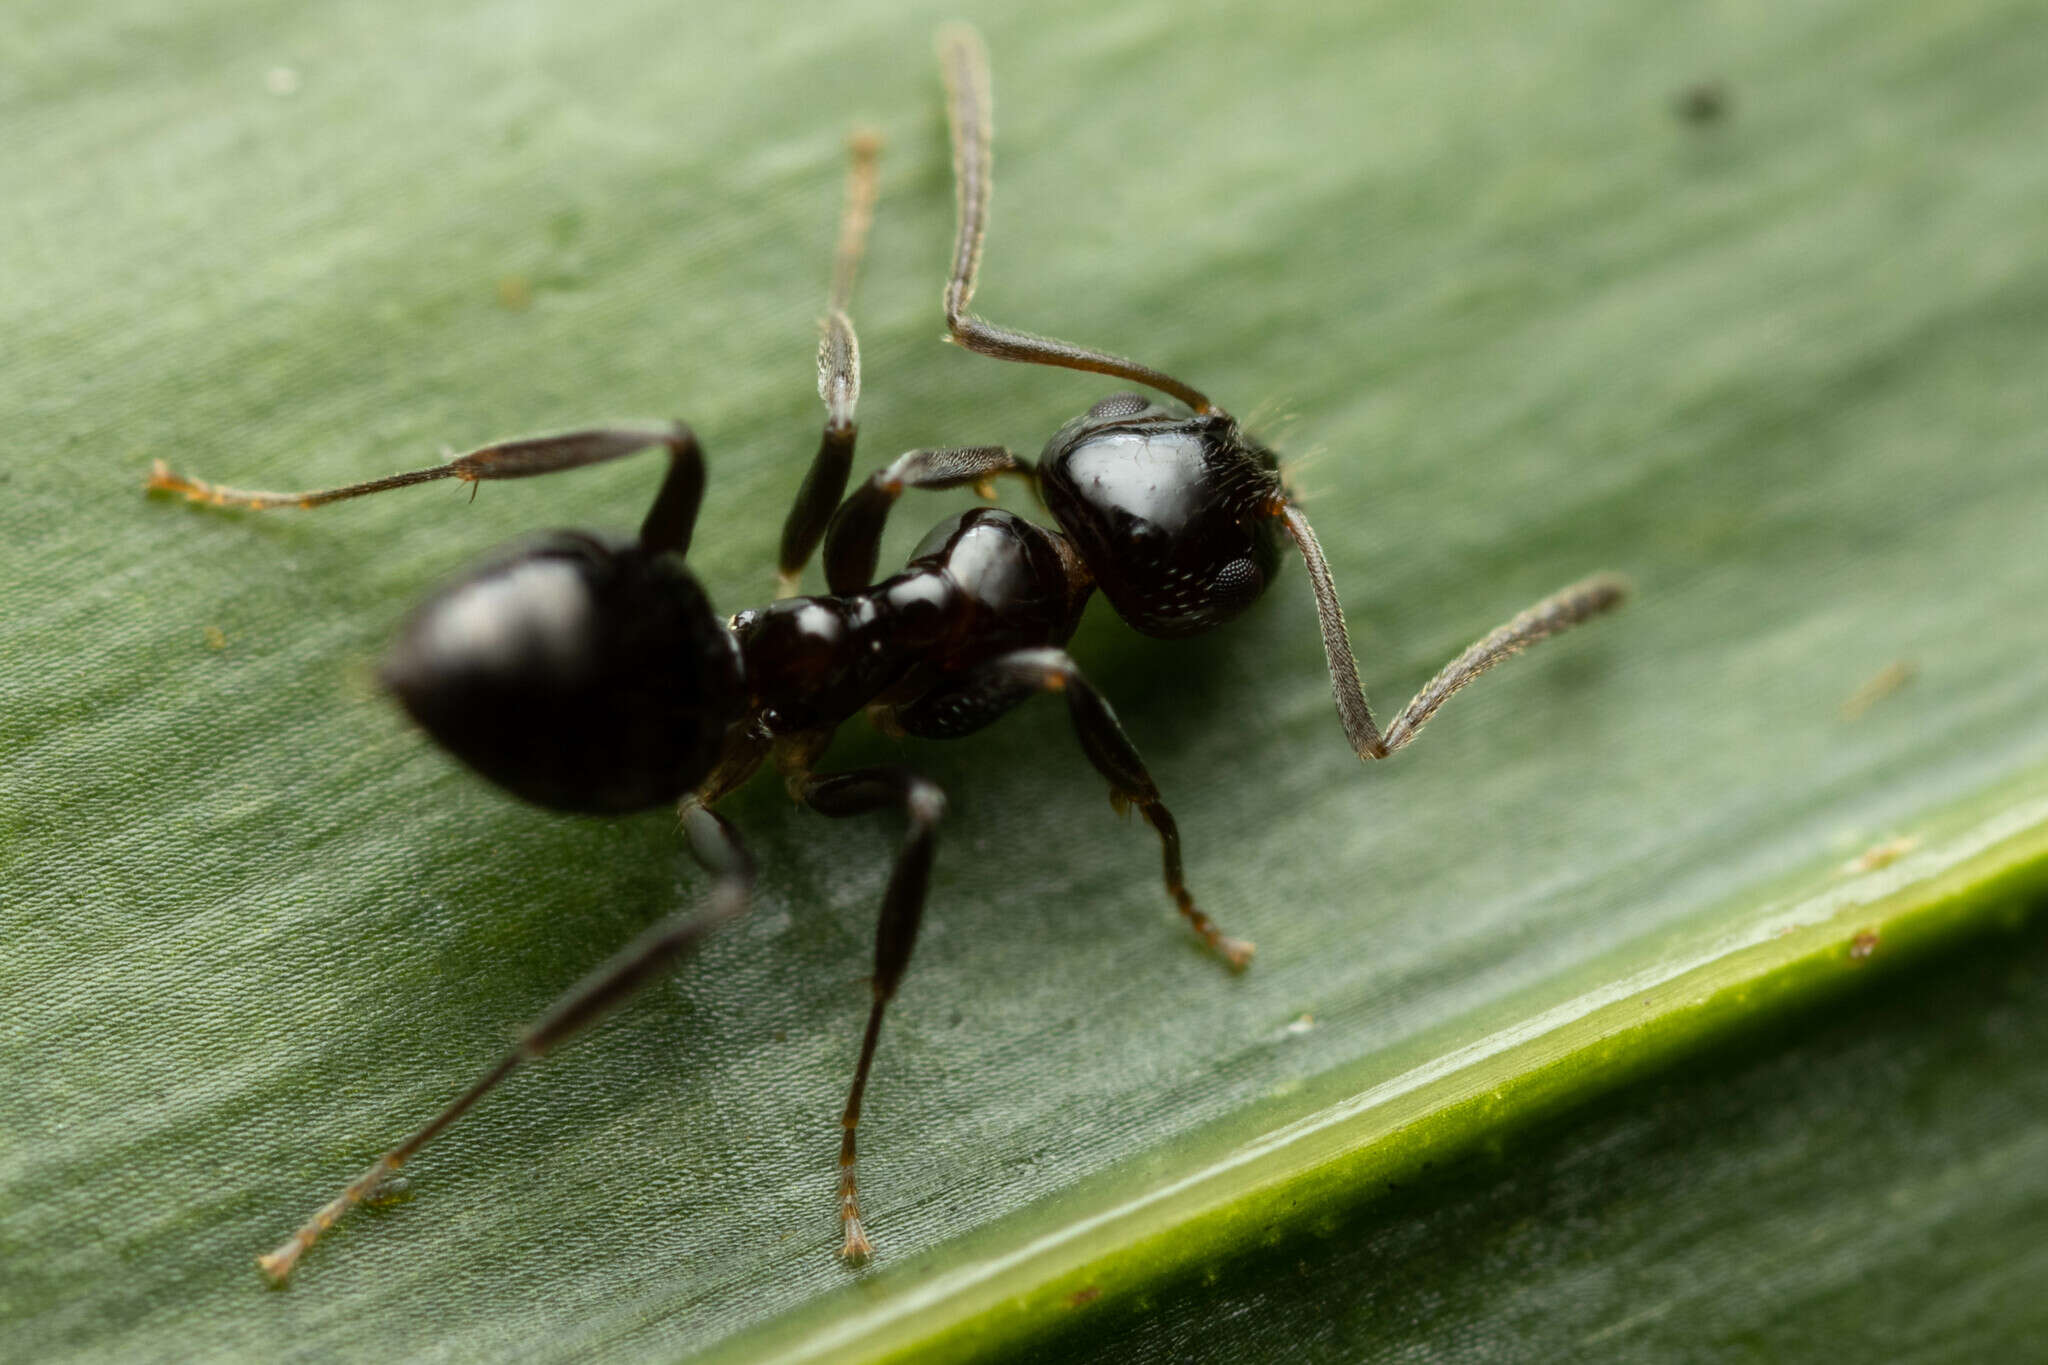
1280,503,1627,759
936,25,1218,415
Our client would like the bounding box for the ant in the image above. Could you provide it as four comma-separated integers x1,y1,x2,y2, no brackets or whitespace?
149,26,1625,1283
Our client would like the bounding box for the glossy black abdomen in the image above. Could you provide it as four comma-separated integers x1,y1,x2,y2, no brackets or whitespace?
383,535,746,813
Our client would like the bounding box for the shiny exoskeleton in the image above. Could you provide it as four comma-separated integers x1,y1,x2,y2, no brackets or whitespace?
151,27,1625,1284
736,505,1085,743
1040,401,1286,637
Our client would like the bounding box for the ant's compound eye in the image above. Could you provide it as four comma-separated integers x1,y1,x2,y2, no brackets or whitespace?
1086,392,1154,422
1208,557,1265,615
383,535,744,814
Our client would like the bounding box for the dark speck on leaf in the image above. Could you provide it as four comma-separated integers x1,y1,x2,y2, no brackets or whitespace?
1674,80,1732,125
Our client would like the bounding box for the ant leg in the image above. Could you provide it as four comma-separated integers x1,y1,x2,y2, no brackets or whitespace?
1278,503,1628,760
887,647,1253,970
633,426,705,557
255,804,752,1285
777,132,884,598
795,766,948,1263
821,444,1031,594
935,25,1218,415
148,422,697,521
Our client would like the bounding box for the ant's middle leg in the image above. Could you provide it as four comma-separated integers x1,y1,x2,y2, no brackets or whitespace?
821,444,1032,594
776,132,883,598
793,765,949,1263
885,647,1253,970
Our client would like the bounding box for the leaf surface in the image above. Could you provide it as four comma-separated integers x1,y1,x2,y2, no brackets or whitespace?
4,1,2046,1360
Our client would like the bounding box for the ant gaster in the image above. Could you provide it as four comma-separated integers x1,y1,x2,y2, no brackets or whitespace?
151,27,1625,1282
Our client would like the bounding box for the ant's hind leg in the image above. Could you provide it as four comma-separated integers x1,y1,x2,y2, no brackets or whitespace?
254,805,753,1285
821,444,1032,593
149,423,694,516
795,766,949,1263
777,132,883,597
887,647,1253,970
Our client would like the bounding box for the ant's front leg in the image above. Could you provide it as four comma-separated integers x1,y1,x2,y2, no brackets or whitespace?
776,132,882,598
885,647,1253,970
793,765,949,1263
821,445,1033,593
934,25,1219,416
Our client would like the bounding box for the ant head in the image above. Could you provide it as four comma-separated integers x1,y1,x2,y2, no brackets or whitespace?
382,533,745,814
1037,394,1287,638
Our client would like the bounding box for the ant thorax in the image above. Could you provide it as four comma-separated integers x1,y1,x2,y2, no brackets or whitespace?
733,507,1083,737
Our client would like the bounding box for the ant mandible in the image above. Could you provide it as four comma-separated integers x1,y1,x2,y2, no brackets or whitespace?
150,26,1625,1282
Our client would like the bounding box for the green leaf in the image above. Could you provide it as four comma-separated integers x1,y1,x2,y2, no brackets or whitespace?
1029,914,2048,1362
5,1,2045,1361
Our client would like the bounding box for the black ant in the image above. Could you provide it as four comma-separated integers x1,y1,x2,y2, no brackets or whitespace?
150,26,1625,1282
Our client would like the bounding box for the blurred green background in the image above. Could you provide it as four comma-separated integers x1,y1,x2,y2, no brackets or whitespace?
4,1,2046,1360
